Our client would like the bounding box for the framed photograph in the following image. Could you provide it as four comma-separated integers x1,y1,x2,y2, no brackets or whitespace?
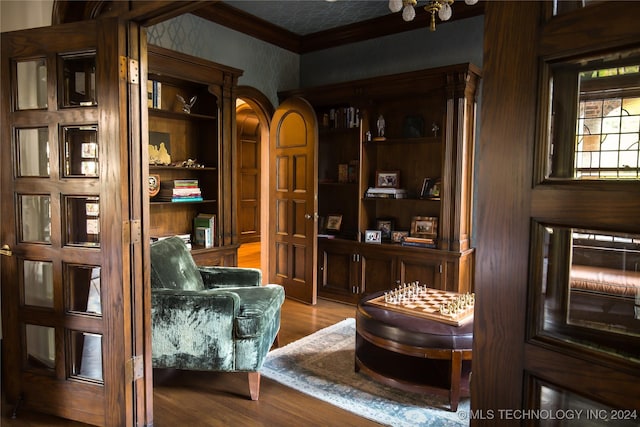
325,214,343,233
419,178,441,199
365,229,382,244
375,170,400,188
376,218,394,240
410,216,438,239
391,230,409,243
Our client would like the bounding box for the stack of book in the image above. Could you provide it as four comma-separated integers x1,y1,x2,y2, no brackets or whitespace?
193,213,216,248
365,187,408,199
401,236,436,248
156,179,203,202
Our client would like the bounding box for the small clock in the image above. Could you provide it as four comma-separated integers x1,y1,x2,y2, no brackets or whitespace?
148,174,160,197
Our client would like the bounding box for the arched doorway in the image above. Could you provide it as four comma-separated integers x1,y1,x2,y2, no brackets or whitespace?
235,87,273,278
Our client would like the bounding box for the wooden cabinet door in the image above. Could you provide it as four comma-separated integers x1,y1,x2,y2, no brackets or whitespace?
1,19,146,426
317,239,359,303
358,245,396,296
397,252,442,290
269,97,318,304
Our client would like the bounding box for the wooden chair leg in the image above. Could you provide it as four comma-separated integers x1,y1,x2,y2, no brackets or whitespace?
248,371,260,401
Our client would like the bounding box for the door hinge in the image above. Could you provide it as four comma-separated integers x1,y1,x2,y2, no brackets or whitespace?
126,355,144,382
123,220,142,245
119,56,139,84
439,264,443,274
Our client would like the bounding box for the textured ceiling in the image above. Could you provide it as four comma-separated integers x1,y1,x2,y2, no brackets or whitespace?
224,0,392,35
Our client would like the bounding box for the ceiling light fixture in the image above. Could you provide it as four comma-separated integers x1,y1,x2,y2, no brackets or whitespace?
389,0,478,31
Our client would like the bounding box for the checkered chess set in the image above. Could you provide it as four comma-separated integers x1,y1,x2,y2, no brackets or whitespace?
367,282,475,326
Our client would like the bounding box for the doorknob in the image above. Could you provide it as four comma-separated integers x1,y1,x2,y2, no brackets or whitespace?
305,214,313,220
0,244,12,257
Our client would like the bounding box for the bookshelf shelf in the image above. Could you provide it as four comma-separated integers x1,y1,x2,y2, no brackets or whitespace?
147,45,242,267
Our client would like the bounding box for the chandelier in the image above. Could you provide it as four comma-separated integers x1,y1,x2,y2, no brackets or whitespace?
388,0,479,32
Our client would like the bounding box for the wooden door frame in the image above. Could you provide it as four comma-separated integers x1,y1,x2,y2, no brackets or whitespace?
236,86,274,283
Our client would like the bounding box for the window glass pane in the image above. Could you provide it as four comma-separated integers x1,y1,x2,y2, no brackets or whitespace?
25,324,55,372
16,59,47,110
62,125,98,177
67,265,101,315
69,331,103,383
537,381,638,426
532,224,639,363
17,128,49,177
548,53,640,180
20,195,51,243
61,54,96,107
23,260,53,308
64,196,100,247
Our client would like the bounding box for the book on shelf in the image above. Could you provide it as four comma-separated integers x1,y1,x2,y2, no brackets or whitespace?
365,187,408,199
193,213,216,248
147,80,162,109
155,179,203,202
401,236,436,248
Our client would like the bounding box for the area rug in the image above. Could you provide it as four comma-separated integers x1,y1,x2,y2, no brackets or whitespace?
261,318,469,427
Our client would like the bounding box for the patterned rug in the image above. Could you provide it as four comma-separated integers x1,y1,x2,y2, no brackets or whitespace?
261,318,469,427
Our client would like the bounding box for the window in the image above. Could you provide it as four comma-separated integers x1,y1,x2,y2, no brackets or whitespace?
575,66,640,179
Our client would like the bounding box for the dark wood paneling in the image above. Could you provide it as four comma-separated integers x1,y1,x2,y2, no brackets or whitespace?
471,1,541,424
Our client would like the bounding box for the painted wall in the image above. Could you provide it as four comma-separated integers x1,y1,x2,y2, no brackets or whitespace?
147,13,483,108
0,0,53,33
300,15,483,88
147,14,300,109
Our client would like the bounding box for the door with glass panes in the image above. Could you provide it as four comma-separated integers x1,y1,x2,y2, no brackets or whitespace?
1,18,146,426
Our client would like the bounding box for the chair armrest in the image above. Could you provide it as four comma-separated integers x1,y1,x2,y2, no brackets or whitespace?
198,266,262,289
151,289,241,370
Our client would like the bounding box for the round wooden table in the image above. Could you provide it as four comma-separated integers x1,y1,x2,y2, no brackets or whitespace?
355,291,473,411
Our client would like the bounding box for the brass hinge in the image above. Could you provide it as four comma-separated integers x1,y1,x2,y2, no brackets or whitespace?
123,220,142,245
126,355,144,382
128,58,139,85
130,220,141,244
119,56,139,84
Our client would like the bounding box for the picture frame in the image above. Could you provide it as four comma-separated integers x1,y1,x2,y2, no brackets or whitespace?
403,115,424,138
375,170,400,188
391,230,409,243
325,214,343,233
376,218,394,240
364,229,382,244
419,178,441,200
410,216,438,239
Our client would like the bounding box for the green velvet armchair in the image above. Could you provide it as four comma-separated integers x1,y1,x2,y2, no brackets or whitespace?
150,236,285,400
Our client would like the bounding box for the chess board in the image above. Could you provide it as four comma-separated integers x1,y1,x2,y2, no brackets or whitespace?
367,288,474,326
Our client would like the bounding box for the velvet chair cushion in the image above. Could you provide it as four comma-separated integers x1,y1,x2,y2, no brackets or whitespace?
150,236,204,291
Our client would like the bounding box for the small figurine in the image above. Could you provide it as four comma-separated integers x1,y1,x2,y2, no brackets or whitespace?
377,114,386,138
431,122,440,137
176,94,197,114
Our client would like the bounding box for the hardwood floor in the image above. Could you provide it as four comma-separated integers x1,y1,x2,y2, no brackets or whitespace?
237,241,261,270
2,298,380,426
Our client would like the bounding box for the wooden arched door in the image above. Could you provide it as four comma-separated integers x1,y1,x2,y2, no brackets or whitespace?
269,97,318,304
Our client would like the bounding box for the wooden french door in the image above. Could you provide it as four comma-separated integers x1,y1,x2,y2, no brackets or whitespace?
269,97,318,304
473,2,640,425
1,18,147,426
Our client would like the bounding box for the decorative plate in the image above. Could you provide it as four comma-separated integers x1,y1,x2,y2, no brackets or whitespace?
149,174,160,197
